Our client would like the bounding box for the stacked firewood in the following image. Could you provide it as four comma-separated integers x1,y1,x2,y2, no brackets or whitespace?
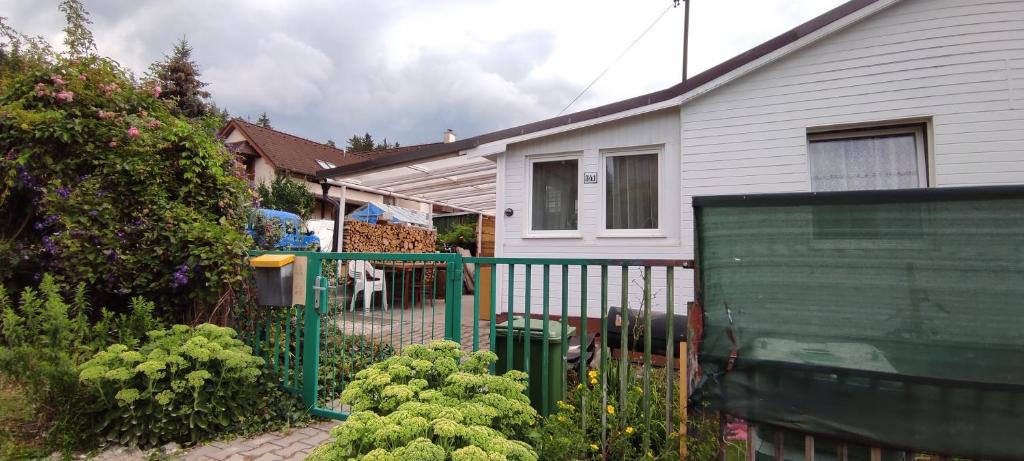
342,220,436,253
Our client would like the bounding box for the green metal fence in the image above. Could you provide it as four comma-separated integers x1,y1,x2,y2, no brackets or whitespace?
245,250,693,455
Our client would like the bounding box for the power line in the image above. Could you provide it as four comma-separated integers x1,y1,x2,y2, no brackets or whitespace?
557,3,676,116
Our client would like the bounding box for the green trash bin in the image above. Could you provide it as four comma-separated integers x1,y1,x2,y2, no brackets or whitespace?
494,316,575,416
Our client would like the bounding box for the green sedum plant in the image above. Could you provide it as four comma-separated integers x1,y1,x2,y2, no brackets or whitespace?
78,324,267,448
308,340,539,461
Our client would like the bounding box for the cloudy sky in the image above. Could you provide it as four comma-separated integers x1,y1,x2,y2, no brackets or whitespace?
2,0,846,146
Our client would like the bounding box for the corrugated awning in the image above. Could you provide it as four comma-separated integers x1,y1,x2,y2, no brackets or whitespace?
324,153,496,215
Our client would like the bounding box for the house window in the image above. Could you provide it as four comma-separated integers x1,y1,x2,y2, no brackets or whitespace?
604,150,659,230
530,157,579,232
808,125,929,241
808,126,927,192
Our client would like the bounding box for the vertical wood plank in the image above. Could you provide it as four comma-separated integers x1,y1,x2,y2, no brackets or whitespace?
746,424,755,461
680,341,688,460
838,443,848,461
871,447,882,461
774,431,784,461
805,435,815,461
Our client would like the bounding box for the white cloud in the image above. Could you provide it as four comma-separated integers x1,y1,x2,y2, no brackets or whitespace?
0,0,847,144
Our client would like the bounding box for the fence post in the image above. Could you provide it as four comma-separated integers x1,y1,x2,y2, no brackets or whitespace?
301,255,323,410
445,253,464,342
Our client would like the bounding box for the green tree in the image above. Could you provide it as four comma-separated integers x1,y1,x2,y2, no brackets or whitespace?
345,132,398,153
325,139,336,148
256,111,271,128
257,176,315,220
59,0,95,57
147,38,211,118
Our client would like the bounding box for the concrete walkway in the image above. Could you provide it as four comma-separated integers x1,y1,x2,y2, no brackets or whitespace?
178,421,339,461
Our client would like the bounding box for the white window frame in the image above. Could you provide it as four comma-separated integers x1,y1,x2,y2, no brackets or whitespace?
807,125,929,192
598,146,664,238
524,152,583,238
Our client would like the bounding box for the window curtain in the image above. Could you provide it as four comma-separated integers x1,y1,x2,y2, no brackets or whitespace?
606,154,658,229
809,134,921,192
532,159,578,230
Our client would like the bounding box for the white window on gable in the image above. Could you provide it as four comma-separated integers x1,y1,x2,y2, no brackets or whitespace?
316,159,337,169
529,157,578,232
808,126,927,192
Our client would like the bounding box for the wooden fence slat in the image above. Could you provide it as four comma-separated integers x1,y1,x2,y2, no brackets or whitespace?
680,342,688,459
871,447,882,461
747,423,755,461
805,435,815,461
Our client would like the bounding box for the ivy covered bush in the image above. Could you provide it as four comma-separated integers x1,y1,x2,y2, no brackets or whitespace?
77,324,284,448
308,340,540,461
0,25,252,321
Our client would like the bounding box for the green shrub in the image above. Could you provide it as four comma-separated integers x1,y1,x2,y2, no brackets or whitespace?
308,340,539,461
0,275,164,451
257,176,315,220
318,325,396,401
532,359,721,461
77,324,270,448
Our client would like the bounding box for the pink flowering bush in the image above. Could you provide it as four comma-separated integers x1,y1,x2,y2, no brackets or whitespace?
0,53,252,322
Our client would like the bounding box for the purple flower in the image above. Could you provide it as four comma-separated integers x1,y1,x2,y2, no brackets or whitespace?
56,186,71,199
41,236,56,254
33,215,59,230
127,127,140,138
171,264,190,289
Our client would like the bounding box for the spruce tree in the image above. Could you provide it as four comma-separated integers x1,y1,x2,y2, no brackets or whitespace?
148,38,211,118
256,112,272,128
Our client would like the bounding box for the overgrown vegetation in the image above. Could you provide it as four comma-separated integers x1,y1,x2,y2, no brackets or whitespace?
531,359,722,461
257,176,316,220
319,324,396,402
0,275,165,452
1,2,252,324
308,340,539,461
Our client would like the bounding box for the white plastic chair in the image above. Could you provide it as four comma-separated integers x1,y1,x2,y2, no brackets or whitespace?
348,260,389,313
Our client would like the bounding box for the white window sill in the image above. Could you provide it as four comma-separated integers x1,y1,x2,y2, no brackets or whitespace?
596,230,666,238
522,231,583,239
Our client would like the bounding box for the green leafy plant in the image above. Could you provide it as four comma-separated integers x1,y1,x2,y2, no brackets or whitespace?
249,212,287,250
256,176,316,220
307,340,539,461
77,324,271,448
436,223,477,252
318,325,395,402
532,359,722,461
0,274,164,451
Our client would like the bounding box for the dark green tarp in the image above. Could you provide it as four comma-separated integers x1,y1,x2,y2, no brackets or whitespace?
692,186,1024,459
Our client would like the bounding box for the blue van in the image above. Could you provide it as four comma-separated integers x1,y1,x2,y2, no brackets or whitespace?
249,208,321,251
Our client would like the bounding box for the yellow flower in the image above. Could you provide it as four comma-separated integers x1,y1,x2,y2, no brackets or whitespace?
590,444,599,451
606,405,615,415
625,426,634,434
587,370,598,379
589,377,598,385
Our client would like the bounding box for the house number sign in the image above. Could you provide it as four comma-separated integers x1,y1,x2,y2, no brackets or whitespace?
584,172,598,184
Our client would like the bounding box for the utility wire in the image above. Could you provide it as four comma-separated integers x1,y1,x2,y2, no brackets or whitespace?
557,3,676,116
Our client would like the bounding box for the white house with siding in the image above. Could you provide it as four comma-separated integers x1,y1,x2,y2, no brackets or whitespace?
319,0,1024,318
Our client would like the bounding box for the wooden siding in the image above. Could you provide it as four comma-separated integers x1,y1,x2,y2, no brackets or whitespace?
678,0,1024,265
498,108,687,316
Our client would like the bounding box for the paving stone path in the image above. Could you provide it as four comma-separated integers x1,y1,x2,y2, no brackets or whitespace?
178,420,339,461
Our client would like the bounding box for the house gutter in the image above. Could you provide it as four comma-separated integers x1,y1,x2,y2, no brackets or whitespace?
320,179,493,216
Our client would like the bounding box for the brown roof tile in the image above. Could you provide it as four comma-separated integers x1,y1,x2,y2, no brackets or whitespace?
223,119,440,177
